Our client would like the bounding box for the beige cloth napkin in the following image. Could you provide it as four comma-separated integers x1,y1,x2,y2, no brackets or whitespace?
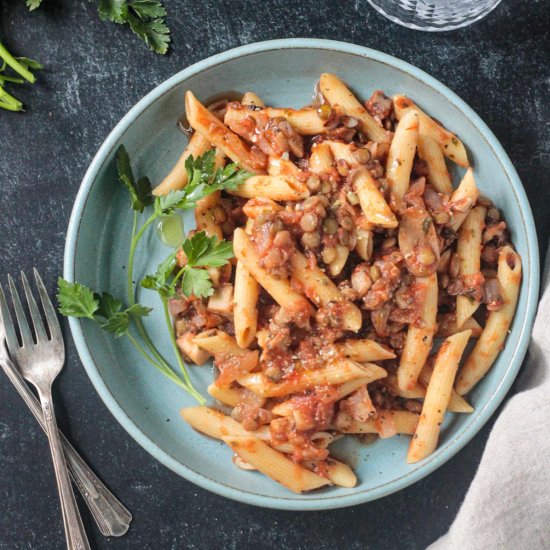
430,250,550,549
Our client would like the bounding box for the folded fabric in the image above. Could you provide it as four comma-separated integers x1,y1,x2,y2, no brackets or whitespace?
430,248,550,550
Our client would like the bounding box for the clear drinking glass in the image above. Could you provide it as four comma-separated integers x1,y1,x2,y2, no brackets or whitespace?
367,0,503,31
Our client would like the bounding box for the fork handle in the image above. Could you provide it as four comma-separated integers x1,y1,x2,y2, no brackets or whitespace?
0,358,131,536
38,389,91,550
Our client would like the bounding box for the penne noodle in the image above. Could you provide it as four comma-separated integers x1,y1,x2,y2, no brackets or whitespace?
417,134,453,195
339,410,420,436
309,142,334,174
193,329,248,357
407,330,472,463
353,168,398,228
233,259,260,348
302,459,357,488
397,273,438,391
242,197,283,219
153,132,213,196
456,206,487,327
195,191,224,240
238,361,387,398
436,313,483,338
455,247,522,395
225,104,329,136
267,157,304,180
229,175,310,201
393,95,469,167
333,339,396,362
222,436,330,493
319,73,387,142
290,251,362,332
207,383,243,408
325,140,358,166
447,168,479,231
233,228,314,321
388,375,426,399
241,92,265,108
386,109,419,200
185,91,267,172
271,377,372,417
180,406,248,440
419,364,474,414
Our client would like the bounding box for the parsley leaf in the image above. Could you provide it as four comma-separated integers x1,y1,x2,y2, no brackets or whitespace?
96,0,170,54
57,279,99,319
154,153,252,216
15,57,43,70
98,0,130,23
182,233,234,268
26,0,43,10
57,279,151,338
181,267,214,298
116,145,153,212
142,232,234,300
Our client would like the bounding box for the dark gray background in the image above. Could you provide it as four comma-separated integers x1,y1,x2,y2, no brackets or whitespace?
1,1,549,548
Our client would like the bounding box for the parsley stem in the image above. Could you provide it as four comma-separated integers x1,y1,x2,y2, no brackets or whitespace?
162,298,193,388
0,43,35,83
127,331,204,403
127,213,172,367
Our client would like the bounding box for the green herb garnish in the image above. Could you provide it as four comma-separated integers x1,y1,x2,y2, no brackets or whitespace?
97,0,171,54
0,43,42,112
58,147,249,402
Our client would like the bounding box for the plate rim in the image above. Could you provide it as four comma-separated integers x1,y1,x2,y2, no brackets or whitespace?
64,38,540,510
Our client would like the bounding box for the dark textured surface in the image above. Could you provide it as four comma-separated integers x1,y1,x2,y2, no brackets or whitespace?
0,1,548,548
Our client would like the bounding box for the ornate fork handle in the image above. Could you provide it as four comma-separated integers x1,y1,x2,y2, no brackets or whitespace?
0,356,131,537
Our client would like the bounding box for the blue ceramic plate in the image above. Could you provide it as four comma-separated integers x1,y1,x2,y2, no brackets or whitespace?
64,39,539,510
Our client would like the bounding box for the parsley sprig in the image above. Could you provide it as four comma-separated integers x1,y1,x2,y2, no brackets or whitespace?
56,279,204,399
97,0,170,55
0,43,42,112
57,145,249,401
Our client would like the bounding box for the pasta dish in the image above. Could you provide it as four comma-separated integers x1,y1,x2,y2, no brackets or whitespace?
154,74,522,493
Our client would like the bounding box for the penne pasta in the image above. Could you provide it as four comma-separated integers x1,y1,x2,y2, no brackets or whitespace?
455,246,522,395
386,109,419,200
222,436,330,493
271,377,372,417
397,273,438,391
195,191,224,240
319,73,387,142
417,134,453,195
238,361,387,398
289,251,362,332
418,364,474,414
153,132,213,196
339,410,419,436
233,228,314,322
333,338,396,362
241,91,265,108
207,383,244,408
233,258,260,348
267,157,304,180
193,329,249,357
185,91,267,172
229,175,310,201
407,330,472,463
353,168,398,228
447,167,479,231
393,95,469,167
456,206,487,327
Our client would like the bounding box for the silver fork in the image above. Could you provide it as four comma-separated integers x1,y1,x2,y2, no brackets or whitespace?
0,271,90,550
0,303,131,536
